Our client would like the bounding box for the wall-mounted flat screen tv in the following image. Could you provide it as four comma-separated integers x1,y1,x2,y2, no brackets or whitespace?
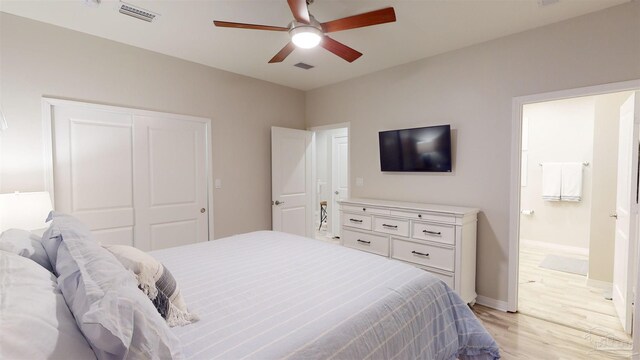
379,125,452,172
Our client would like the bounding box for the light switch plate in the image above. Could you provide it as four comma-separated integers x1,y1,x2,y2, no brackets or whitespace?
215,179,222,189
355,177,364,187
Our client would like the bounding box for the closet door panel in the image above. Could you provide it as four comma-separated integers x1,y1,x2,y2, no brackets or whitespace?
134,115,208,251
52,106,134,246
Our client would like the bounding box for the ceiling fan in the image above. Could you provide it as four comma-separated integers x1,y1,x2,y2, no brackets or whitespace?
213,0,396,63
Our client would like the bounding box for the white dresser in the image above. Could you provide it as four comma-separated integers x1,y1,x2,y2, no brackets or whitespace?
339,198,479,304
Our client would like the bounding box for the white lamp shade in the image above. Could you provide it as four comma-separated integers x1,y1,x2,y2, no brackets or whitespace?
0,192,53,232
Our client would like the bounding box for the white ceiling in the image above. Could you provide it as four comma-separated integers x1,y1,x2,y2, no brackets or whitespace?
0,0,629,90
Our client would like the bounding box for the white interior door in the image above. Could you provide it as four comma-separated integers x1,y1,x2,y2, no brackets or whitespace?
134,115,209,251
49,100,211,250
51,105,136,246
613,92,639,335
330,134,349,237
271,127,313,237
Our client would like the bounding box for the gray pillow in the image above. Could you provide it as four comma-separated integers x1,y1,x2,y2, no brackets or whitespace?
105,245,198,327
49,212,184,359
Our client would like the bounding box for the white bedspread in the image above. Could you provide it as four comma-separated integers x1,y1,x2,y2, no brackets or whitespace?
150,231,499,360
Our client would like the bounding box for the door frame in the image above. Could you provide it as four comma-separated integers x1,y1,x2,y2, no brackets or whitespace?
41,97,215,239
507,79,640,347
330,133,349,237
308,122,350,237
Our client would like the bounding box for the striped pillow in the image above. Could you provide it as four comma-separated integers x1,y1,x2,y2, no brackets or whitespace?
104,245,198,327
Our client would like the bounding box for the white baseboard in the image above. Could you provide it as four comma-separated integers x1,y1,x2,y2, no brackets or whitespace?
475,295,509,312
520,239,589,256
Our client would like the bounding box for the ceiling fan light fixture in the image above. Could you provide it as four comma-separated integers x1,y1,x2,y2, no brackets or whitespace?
290,26,322,49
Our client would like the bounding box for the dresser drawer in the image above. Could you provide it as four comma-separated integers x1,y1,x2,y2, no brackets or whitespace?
425,269,454,289
390,210,456,224
342,204,390,216
342,229,389,256
342,213,372,230
391,239,454,272
373,217,410,237
412,222,455,245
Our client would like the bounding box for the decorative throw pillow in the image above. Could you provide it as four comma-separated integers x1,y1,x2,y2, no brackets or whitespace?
104,244,198,327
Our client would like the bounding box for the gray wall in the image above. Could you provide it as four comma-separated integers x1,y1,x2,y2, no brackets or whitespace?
0,13,306,239
305,2,640,303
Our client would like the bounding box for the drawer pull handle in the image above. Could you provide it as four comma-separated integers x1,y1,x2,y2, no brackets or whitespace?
411,251,429,257
349,218,363,223
382,224,398,229
423,230,442,236
357,239,371,244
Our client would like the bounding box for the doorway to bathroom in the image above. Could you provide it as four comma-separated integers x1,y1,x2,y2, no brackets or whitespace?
516,90,637,357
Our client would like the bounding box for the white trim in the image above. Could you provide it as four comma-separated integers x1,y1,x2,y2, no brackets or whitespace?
520,239,589,257
41,101,55,207
475,295,509,312
307,122,351,238
41,97,215,239
507,80,640,346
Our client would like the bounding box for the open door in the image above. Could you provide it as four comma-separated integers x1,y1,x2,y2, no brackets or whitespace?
271,127,313,237
613,92,640,335
330,134,349,237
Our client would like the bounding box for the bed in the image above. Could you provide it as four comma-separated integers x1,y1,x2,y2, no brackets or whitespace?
0,212,500,360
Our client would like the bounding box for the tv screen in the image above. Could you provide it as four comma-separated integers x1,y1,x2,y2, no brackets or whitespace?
379,125,452,172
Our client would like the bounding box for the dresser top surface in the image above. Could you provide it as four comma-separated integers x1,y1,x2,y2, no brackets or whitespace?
339,198,479,216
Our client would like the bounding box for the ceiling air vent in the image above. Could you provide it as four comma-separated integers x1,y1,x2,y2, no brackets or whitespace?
294,62,314,70
119,3,158,22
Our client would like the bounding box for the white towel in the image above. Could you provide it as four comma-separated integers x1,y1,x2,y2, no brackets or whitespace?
541,163,562,201
561,162,583,202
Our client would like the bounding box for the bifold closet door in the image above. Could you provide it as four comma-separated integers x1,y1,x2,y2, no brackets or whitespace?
52,106,136,246
133,115,208,251
51,103,209,250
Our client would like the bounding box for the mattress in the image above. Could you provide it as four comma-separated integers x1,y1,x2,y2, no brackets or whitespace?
150,231,499,360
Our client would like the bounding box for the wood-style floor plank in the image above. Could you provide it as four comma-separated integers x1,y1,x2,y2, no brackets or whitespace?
471,241,633,359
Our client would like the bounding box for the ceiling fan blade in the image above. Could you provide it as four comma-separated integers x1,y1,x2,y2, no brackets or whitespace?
320,36,362,63
213,20,288,32
269,42,296,63
321,7,396,33
287,0,310,24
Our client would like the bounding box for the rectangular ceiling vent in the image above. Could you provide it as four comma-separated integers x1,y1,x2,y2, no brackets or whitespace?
294,62,314,70
119,3,158,22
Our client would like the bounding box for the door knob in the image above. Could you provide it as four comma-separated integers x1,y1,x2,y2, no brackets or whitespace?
274,200,285,205
200,208,206,213
335,191,339,195
610,212,618,219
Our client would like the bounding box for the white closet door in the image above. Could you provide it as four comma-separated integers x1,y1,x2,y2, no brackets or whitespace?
134,115,209,251
52,106,135,246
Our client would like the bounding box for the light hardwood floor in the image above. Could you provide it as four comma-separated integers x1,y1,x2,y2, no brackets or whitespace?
471,241,633,359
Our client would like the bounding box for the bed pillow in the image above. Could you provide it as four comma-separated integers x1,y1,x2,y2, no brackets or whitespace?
0,250,97,360
41,211,95,271
0,228,34,256
0,228,53,271
105,245,198,327
49,214,184,359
